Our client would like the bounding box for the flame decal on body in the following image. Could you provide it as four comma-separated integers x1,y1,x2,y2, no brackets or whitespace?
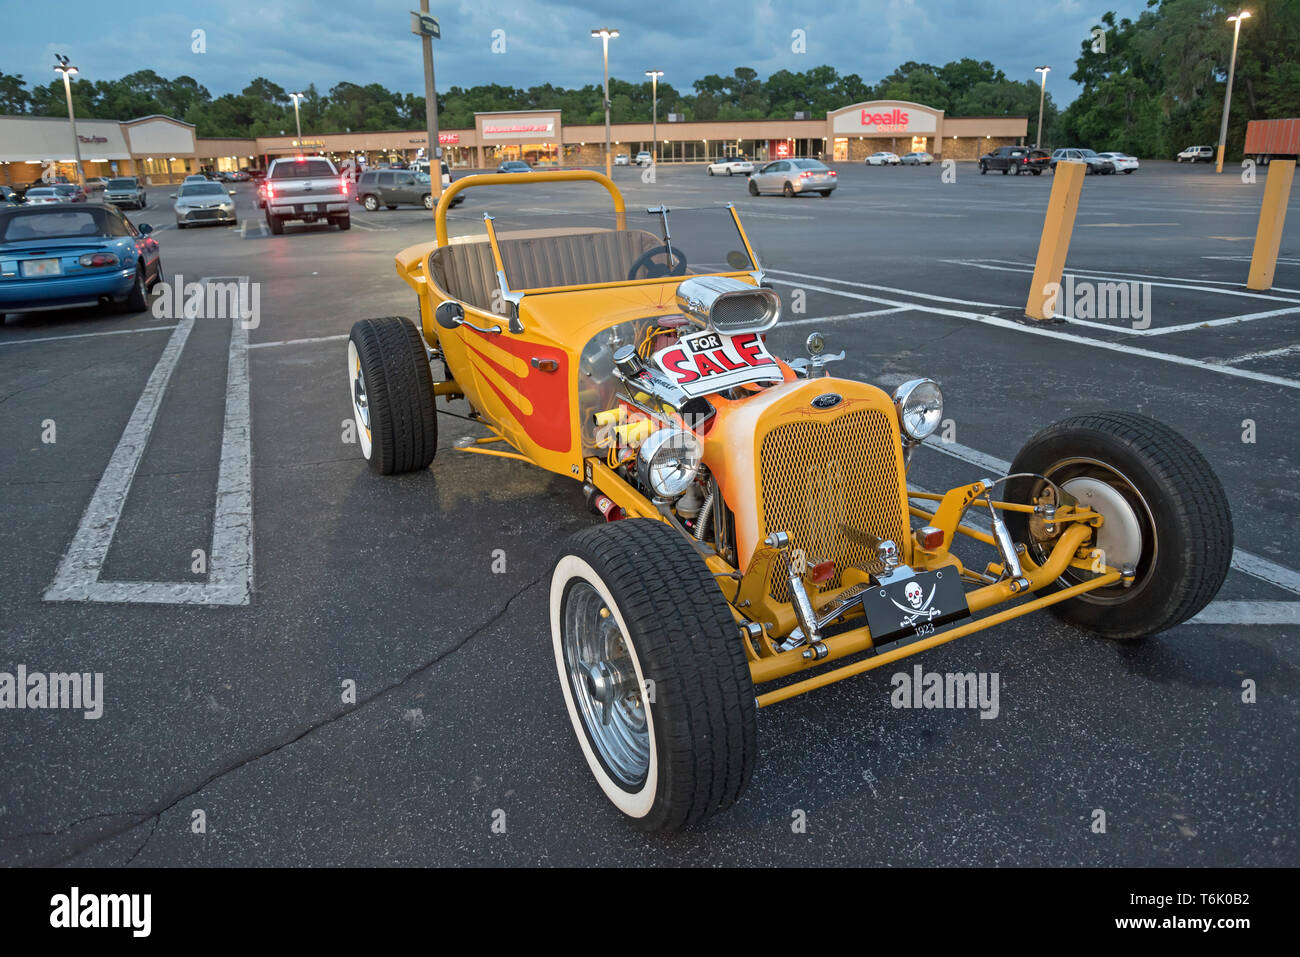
464,329,572,453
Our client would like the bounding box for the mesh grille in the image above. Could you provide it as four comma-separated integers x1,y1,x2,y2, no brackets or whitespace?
711,292,774,333
759,409,907,603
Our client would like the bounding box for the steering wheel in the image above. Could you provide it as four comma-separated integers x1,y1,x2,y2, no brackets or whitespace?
627,245,689,280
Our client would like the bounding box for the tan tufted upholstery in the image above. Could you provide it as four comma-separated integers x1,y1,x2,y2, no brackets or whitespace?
427,229,663,312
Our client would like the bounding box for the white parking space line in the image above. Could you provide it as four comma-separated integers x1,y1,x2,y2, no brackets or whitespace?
1188,601,1300,625
248,333,348,349
954,258,1300,305
769,268,1018,311
921,438,1300,598
44,316,253,606
1223,343,1300,365
0,325,177,347
782,308,909,328
766,276,1300,390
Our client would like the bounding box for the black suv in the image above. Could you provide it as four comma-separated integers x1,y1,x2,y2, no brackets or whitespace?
979,146,1050,175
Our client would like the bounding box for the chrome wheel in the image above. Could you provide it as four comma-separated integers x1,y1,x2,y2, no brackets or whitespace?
1029,456,1157,605
347,340,373,459
561,580,650,790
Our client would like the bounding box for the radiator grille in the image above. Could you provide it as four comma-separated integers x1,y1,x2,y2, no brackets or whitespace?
759,409,907,602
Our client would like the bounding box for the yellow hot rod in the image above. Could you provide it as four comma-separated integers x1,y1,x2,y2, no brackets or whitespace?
347,170,1232,831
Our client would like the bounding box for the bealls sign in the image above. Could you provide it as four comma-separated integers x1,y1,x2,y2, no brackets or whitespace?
861,108,909,131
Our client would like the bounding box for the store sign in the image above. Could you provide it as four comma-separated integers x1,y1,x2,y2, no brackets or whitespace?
775,141,791,158
833,104,938,135
482,119,555,139
78,134,108,144
408,133,460,144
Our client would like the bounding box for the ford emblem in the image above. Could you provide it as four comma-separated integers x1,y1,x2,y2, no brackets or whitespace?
811,393,842,410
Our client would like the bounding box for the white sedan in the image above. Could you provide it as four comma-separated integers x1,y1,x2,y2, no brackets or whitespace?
707,158,755,176
1098,152,1139,173
865,152,901,166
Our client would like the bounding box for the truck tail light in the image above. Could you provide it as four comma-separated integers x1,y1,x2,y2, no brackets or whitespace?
340,176,348,194
78,253,119,268
266,184,275,198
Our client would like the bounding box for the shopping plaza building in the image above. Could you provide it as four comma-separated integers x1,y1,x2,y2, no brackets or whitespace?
0,101,1027,186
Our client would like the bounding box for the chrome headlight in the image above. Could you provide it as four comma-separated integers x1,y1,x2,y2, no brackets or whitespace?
636,428,703,500
893,378,943,442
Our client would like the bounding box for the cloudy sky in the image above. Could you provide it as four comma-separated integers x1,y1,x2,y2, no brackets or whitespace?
6,0,1151,106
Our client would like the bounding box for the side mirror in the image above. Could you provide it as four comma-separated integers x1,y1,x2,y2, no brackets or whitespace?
434,300,465,330
137,223,153,235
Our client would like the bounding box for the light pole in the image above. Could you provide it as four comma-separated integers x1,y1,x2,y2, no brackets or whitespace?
54,55,84,187
591,28,619,178
1034,66,1050,149
289,92,305,150
645,70,663,166
1216,10,1251,174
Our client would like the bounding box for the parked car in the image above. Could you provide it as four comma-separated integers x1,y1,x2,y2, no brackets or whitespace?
1177,145,1214,163
172,181,237,228
496,160,532,174
635,151,653,166
409,160,465,206
1049,148,1115,174
182,174,209,185
84,177,109,192
980,145,1049,175
865,151,901,166
749,158,838,197
346,168,1232,830
707,158,755,176
355,167,463,211
0,203,162,319
1,185,21,207
245,169,266,181
263,155,350,234
104,177,147,209
900,151,933,165
614,153,630,166
1098,152,1139,173
231,170,251,182
21,187,64,206
52,184,88,203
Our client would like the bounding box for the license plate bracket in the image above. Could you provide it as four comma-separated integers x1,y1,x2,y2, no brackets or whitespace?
21,258,62,277
861,568,970,650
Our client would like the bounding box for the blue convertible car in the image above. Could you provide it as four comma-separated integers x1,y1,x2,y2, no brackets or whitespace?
0,203,162,319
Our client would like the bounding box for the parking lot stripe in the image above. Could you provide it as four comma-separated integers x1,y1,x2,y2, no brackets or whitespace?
0,325,177,348
44,318,196,601
782,307,910,327
767,276,1300,390
43,317,254,606
920,439,1300,597
1187,601,1300,625
248,333,348,349
1223,343,1300,365
769,268,1017,310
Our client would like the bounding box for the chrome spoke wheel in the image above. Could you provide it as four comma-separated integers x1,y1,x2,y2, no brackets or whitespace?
346,340,373,459
562,581,649,790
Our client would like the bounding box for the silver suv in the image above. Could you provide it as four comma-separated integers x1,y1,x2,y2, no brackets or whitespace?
104,177,146,209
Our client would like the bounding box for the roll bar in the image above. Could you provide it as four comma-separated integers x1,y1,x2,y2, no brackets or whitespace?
435,169,627,246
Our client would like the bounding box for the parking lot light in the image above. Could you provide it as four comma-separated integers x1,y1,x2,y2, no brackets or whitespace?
289,93,305,149
591,28,619,178
645,69,664,165
1034,66,1050,149
53,55,85,188
1217,12,1251,173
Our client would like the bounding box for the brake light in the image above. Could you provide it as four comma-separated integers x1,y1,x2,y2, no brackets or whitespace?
829,170,837,176
266,184,275,199
340,176,348,194
78,252,119,268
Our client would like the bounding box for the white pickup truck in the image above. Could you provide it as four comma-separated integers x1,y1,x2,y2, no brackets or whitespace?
263,156,351,234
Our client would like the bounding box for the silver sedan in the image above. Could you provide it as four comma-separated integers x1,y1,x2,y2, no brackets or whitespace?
747,158,838,197
171,181,237,229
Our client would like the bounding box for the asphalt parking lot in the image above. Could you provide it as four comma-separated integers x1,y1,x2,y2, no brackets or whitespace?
1,160,1295,865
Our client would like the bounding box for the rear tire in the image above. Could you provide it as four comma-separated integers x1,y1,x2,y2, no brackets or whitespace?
267,214,284,235
551,519,757,831
335,216,351,230
1005,412,1232,640
422,194,433,209
782,182,794,197
119,266,148,313
818,189,831,197
346,317,438,475
362,195,379,211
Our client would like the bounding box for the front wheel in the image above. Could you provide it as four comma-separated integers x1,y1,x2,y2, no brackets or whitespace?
980,163,988,174
748,180,759,196
346,317,438,474
551,519,757,831
1005,412,1232,640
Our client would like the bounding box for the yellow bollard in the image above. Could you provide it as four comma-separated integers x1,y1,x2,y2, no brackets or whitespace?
1247,159,1295,291
1024,161,1086,320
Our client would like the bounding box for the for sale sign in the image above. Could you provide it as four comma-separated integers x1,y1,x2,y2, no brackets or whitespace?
652,330,780,398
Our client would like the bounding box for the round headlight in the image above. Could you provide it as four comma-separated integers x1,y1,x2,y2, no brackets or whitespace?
893,378,943,441
637,428,703,500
